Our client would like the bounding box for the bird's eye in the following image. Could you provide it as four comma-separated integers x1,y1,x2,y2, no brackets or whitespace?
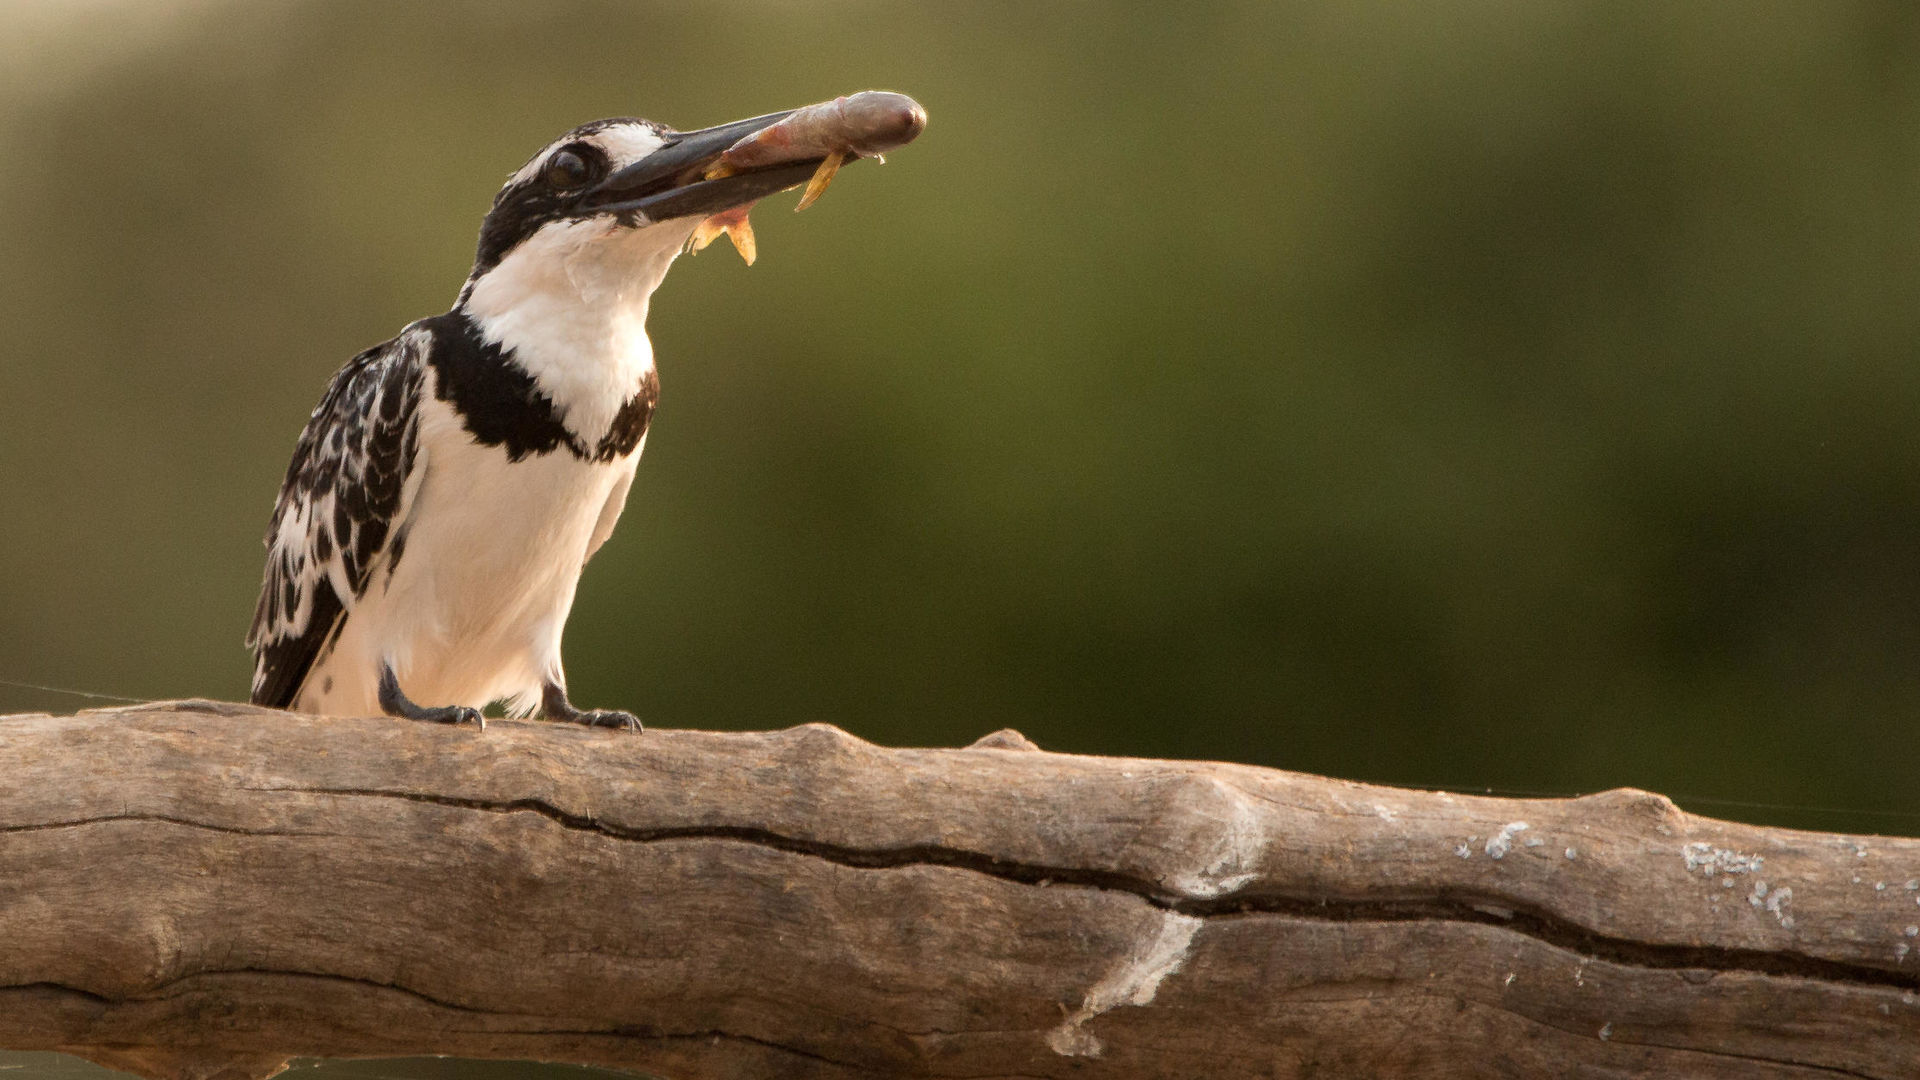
544,150,590,190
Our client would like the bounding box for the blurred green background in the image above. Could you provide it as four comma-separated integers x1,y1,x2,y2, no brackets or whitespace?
3,1,1918,1076
4,2,1919,826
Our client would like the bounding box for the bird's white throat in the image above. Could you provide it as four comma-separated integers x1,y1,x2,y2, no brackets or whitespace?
462,215,698,448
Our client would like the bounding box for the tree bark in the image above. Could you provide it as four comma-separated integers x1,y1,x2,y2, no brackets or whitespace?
0,701,1915,1079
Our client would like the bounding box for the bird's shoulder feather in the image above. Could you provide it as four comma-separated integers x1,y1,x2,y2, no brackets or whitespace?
247,326,430,708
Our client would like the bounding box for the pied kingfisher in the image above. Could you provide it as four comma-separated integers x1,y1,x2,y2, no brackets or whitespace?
246,95,926,729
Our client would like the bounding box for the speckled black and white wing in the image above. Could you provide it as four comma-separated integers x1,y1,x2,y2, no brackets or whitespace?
247,327,429,709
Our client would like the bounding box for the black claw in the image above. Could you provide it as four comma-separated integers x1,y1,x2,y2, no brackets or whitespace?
378,664,485,729
541,681,642,733
420,704,485,729
580,709,642,732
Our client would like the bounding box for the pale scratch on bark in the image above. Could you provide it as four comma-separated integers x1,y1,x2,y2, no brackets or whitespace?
1171,779,1267,897
1047,911,1202,1058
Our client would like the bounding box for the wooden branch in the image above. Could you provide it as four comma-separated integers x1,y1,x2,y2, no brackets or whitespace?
1,702,1916,1079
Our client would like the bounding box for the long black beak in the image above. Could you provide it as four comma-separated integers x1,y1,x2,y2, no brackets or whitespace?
576,111,820,223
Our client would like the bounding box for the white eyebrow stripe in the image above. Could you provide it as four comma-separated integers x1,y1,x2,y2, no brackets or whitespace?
593,124,672,167
505,123,672,189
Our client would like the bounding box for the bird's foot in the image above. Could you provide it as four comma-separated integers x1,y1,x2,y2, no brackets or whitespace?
573,708,642,731
413,703,486,728
541,682,642,732
378,664,485,729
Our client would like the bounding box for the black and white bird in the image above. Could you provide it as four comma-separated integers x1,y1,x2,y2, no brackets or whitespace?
246,96,926,728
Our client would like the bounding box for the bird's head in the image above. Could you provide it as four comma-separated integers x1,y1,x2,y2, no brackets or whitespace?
459,96,925,316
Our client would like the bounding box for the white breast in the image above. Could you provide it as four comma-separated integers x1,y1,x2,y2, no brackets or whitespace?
298,392,642,717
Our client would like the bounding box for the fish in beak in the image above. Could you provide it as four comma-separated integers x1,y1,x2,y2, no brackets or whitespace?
577,91,928,264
